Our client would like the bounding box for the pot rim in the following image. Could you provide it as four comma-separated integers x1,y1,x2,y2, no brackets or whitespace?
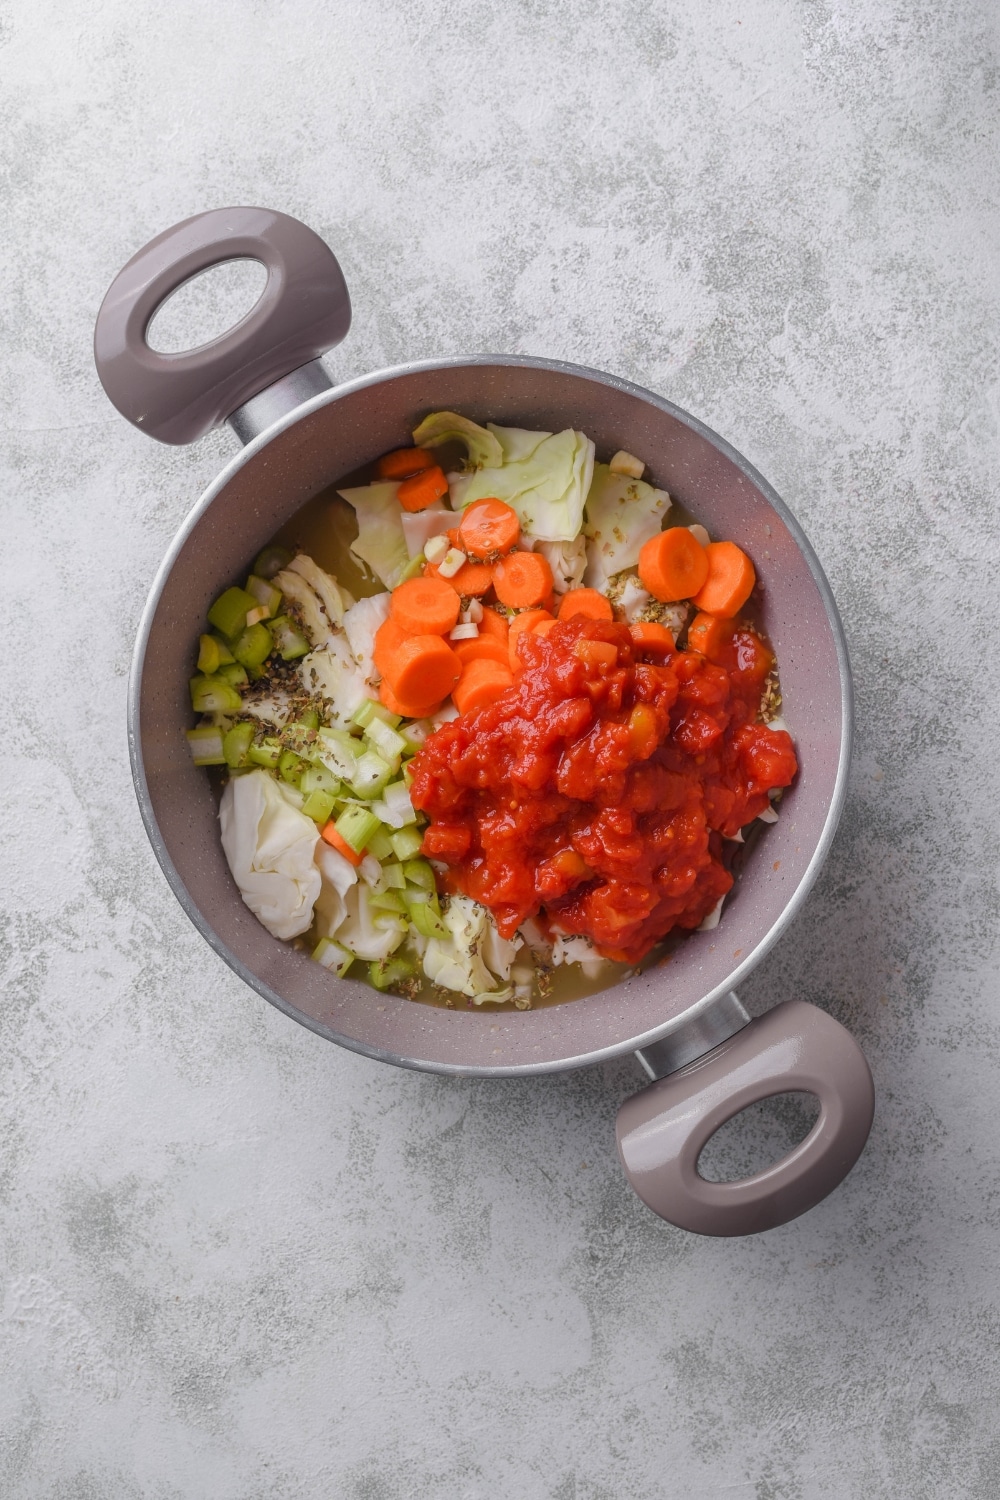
128,353,853,1076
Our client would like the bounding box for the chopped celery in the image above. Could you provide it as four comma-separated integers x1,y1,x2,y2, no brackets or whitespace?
334,804,382,854
367,826,396,861
351,699,401,732
302,788,336,824
376,780,417,827
300,764,340,797
390,827,424,861
185,725,226,765
402,858,436,891
254,544,293,581
269,614,310,661
312,727,363,781
245,574,283,617
297,707,321,731
368,954,417,990
223,721,255,768
364,717,407,764
349,750,392,800
312,937,355,976
210,633,235,665
278,749,305,785
399,718,433,752
231,621,273,669
409,901,449,940
197,634,222,675
190,674,243,715
381,862,407,890
207,586,257,641
370,889,407,915
248,737,281,769
218,661,249,689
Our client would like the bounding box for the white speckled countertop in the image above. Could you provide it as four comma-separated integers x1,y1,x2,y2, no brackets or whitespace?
3,1,1000,1494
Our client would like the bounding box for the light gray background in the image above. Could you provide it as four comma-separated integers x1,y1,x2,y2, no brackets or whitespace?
3,1,999,1495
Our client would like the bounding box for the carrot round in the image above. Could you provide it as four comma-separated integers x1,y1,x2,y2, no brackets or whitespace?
379,677,443,719
691,541,756,618
457,498,521,559
374,618,407,676
493,550,554,608
532,617,557,638
557,587,613,622
508,608,553,669
453,635,510,668
390,575,461,636
638,528,709,602
396,465,450,513
382,634,461,706
686,612,734,659
629,622,675,658
321,821,364,866
477,607,509,642
376,447,436,481
426,558,494,597
453,658,514,715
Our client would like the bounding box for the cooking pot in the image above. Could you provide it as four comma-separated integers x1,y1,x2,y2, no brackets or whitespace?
94,206,874,1236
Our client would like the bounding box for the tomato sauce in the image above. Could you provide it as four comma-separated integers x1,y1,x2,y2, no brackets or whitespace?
409,617,798,966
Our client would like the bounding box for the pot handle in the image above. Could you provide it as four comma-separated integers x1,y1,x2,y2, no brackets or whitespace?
93,206,351,445
616,1001,874,1236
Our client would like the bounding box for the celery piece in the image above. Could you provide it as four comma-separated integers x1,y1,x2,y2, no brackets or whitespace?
298,707,321,731
349,750,392,800
185,725,226,765
364,717,407,764
197,634,221,675
248,737,282,769
409,901,449,940
231,621,273,670
269,614,310,661
210,633,235,665
312,728,362,781
368,954,417,990
402,858,436,891
189,674,243,715
302,787,336,824
312,937,355,976
334,804,382,854
398,553,426,583
399,718,433,753
367,826,395,861
223,721,255,769
254,544,293,581
300,764,340,797
218,662,249,689
207,586,257,641
390,827,424,862
351,699,401,732
370,889,407,915
245,574,283,617
278,749,305,786
381,861,407,890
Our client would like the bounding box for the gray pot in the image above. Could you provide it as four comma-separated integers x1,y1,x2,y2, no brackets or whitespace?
95,207,874,1236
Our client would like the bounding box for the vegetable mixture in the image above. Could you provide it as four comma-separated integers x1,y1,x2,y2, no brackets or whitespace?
186,413,797,1007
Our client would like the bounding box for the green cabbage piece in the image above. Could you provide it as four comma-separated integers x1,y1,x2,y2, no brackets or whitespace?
449,428,595,544
412,411,504,469
421,896,516,1001
337,482,411,589
582,464,671,590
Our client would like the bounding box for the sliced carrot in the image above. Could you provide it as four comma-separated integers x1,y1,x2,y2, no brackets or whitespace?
493,550,554,608
396,466,450,513
508,608,553,670
557,587,613,622
477,606,509,642
321,821,364,865
373,618,407,676
426,558,495,597
453,658,515,715
379,677,443,719
452,635,510,668
376,447,436,481
691,541,756,618
457,498,521,559
638,528,709,602
390,575,461,636
382,634,461,706
686,612,734,660
532,617,557,638
629,622,675,658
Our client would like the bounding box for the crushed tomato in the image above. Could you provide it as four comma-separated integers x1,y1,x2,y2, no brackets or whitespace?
408,618,798,965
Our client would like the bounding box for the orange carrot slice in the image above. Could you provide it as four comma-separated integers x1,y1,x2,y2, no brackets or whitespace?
493,550,554,608
638,528,709,602
508,608,553,669
390,575,461,636
691,541,756,617
453,658,514,715
382,634,461,705
397,466,450,512
532,617,557,638
557,587,613,622
478,607,509,642
629,622,675,658
457,498,521,559
686,612,734,659
321,821,364,865
452,636,510,668
426,558,495,597
379,678,443,719
373,618,407,676
376,448,436,481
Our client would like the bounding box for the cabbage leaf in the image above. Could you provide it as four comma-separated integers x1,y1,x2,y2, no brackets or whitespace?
219,771,320,940
337,482,411,588
449,428,595,543
583,464,670,590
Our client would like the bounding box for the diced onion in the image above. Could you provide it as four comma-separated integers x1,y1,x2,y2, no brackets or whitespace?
449,622,479,640
609,450,645,480
688,523,711,547
437,548,466,579
359,854,383,886
424,534,449,564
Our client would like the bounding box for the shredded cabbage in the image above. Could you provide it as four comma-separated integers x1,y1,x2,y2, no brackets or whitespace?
400,504,454,560
334,883,408,961
338,482,411,588
299,635,372,727
550,931,610,980
422,896,515,1001
219,771,320,940
449,428,595,543
286,554,350,627
343,593,391,685
583,464,671,590
412,411,504,469
534,535,587,595
274,567,336,648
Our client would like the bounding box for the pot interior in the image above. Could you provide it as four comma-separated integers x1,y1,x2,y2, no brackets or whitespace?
134,359,848,1074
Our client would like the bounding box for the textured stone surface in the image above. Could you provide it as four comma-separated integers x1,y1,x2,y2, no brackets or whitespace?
3,0,1000,1494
